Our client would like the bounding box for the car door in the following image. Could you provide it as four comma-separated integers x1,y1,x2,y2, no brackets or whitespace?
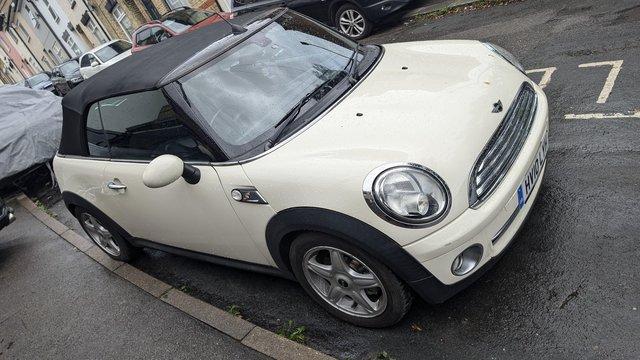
92,90,270,265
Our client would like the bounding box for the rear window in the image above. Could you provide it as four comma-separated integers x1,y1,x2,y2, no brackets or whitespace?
95,41,132,62
136,27,171,46
85,90,212,162
135,29,151,46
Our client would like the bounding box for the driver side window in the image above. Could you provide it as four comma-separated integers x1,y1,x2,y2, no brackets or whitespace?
85,90,212,162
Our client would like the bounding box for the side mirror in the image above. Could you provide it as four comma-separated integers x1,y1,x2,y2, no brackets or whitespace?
90,60,99,67
142,154,200,188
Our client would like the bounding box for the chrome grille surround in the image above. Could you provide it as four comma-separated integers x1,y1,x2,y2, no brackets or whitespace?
469,82,538,208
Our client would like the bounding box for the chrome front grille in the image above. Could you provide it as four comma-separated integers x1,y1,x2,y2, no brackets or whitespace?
469,82,538,207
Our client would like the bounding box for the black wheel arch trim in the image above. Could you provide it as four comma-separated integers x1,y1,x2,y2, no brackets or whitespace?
266,207,461,303
62,191,134,242
265,207,510,304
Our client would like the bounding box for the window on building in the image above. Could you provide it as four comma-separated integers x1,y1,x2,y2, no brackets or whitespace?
17,22,31,42
62,30,82,56
86,18,107,44
48,6,60,24
25,5,39,28
51,43,66,62
112,5,134,39
86,90,211,161
166,0,191,10
41,56,52,70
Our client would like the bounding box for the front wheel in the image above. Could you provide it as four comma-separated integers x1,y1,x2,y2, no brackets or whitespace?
290,233,412,327
335,4,373,40
76,207,140,262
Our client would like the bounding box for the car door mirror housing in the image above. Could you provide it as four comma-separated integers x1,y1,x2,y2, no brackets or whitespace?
90,60,99,67
143,154,200,188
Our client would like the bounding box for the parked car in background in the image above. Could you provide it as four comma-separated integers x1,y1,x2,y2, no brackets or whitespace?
25,72,55,93
0,198,15,232
79,40,132,79
132,7,232,53
55,7,549,328
234,0,411,39
51,59,83,96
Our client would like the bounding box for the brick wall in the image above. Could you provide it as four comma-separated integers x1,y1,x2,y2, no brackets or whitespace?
191,0,221,12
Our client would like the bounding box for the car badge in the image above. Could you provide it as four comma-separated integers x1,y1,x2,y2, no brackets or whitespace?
492,100,503,113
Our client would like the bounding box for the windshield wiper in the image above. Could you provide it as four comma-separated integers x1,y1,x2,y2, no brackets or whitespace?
346,42,361,84
265,77,335,150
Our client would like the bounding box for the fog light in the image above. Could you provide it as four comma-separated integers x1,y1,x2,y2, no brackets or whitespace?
451,244,483,276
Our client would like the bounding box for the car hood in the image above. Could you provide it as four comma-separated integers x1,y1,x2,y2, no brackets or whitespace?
242,40,531,243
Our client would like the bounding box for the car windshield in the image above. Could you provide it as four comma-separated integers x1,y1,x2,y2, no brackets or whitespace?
59,61,79,75
26,73,49,86
180,11,361,158
95,41,131,62
161,8,212,33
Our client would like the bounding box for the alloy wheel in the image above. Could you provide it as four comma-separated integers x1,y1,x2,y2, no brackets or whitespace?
339,9,366,38
302,246,387,318
80,213,121,257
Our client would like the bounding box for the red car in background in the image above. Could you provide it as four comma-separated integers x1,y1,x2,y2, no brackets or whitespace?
131,7,233,53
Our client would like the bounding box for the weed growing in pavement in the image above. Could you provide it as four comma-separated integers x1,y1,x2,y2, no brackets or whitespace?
34,199,56,218
177,284,193,294
276,320,306,343
226,304,242,317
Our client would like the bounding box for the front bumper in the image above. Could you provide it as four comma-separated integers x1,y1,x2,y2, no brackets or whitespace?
403,84,549,303
362,0,412,22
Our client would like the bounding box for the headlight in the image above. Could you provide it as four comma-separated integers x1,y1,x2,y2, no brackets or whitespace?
363,163,451,228
483,42,524,73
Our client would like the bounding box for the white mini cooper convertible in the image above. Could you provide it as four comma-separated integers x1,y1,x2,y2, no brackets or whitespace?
55,6,548,327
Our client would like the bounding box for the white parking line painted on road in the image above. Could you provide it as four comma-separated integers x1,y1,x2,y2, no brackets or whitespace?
578,60,624,104
526,67,557,89
564,110,640,120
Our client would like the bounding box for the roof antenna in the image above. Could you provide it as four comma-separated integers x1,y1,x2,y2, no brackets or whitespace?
215,12,247,35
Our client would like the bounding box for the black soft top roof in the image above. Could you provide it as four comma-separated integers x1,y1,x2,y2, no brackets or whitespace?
59,7,282,156
62,8,280,116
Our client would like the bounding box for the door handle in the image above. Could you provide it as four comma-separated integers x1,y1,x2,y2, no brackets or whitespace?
107,180,127,191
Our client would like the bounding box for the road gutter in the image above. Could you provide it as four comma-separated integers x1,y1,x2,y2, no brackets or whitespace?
15,193,333,360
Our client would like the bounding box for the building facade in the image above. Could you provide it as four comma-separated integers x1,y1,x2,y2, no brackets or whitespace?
88,0,221,41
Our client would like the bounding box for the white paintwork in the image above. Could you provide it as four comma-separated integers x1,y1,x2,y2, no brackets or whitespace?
79,40,132,79
54,40,549,289
142,155,184,188
578,60,623,104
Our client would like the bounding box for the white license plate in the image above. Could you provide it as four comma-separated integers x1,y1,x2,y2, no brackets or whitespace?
517,130,549,208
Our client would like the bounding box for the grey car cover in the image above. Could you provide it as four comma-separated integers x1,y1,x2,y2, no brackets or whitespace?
0,86,62,180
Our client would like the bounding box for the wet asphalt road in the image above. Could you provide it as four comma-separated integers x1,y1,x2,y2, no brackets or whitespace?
49,1,639,359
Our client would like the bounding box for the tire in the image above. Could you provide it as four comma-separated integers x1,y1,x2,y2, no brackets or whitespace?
290,232,412,327
334,4,373,40
75,206,140,262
